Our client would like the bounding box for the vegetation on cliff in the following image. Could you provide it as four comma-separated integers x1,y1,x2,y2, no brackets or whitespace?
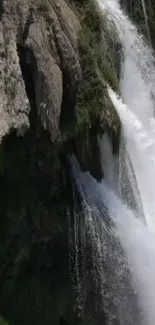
0,0,121,324
62,0,121,173
67,0,121,138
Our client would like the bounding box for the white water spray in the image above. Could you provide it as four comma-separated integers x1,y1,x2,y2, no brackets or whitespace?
118,137,144,219
70,1,155,324
96,0,155,323
109,88,155,233
97,0,155,233
100,180,155,325
70,160,155,325
70,157,145,325
97,0,155,126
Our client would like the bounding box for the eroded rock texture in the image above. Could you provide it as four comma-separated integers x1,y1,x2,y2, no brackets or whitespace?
0,0,81,142
0,17,29,141
0,1,121,325
0,2,82,324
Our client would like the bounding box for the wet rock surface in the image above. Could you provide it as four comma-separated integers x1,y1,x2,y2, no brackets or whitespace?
0,1,121,324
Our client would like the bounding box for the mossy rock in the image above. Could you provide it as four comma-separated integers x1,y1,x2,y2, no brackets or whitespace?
74,0,121,137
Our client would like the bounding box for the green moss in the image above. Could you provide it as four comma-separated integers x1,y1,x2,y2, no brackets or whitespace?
73,0,120,135
37,0,120,142
58,0,121,154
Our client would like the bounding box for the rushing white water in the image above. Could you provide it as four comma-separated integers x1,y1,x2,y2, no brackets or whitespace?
118,137,144,219
70,158,155,325
70,157,145,325
97,0,155,126
98,132,144,218
100,180,155,325
70,1,155,324
97,0,155,233
108,88,155,233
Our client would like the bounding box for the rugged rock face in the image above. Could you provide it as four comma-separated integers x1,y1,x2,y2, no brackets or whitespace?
0,19,29,141
1,0,81,142
0,0,121,324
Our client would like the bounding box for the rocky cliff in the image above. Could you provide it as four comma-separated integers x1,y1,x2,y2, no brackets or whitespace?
0,0,120,324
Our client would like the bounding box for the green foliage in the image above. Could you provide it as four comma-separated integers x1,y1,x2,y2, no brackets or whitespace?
74,0,120,133
36,0,120,139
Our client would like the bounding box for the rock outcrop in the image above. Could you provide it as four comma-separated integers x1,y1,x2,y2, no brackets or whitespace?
0,0,81,142
0,1,121,325
0,20,29,142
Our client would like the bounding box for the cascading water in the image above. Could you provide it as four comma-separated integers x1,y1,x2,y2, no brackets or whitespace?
70,157,155,325
97,0,155,232
98,132,144,218
96,0,155,323
70,156,145,325
97,0,155,126
98,179,155,325
69,1,155,324
108,88,155,232
118,137,144,216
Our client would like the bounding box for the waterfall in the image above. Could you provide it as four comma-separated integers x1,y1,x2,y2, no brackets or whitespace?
108,88,155,232
98,132,144,219
97,0,155,126
69,157,145,325
70,158,155,325
69,1,155,324
99,179,155,325
97,0,155,232
96,0,155,322
118,137,144,219
96,0,155,228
